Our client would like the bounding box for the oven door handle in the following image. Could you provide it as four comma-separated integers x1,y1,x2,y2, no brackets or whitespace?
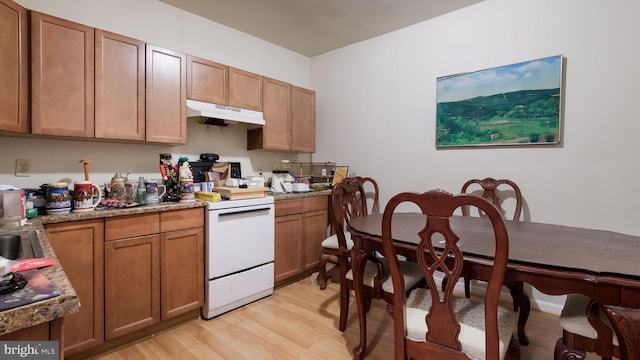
218,207,272,217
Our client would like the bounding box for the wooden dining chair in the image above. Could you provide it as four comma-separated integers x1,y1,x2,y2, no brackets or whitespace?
554,294,620,360
325,177,423,331
382,189,520,360
460,178,525,304
317,176,379,290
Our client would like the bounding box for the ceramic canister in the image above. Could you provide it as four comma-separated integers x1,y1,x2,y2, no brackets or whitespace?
145,179,167,204
73,181,103,211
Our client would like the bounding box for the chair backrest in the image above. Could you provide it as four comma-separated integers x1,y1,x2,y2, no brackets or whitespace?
382,189,509,360
461,178,523,222
331,177,369,252
354,176,380,214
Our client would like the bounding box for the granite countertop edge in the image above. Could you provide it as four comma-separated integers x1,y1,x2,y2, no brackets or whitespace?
0,200,208,336
270,189,332,200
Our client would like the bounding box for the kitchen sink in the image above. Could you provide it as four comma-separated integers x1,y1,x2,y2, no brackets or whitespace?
0,230,44,260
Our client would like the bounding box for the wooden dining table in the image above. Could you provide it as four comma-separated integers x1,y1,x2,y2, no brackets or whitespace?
347,213,640,360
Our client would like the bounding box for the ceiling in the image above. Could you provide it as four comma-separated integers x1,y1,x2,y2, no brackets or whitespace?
158,0,483,57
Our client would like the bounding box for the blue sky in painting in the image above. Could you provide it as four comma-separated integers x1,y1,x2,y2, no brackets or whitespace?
437,56,562,103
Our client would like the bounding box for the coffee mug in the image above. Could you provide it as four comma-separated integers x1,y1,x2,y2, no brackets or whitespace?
46,183,71,213
179,179,195,202
145,179,167,204
73,181,102,211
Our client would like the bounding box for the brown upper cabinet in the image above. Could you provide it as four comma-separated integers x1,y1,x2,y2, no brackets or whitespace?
248,77,291,151
0,0,29,134
95,30,145,141
145,44,187,144
31,11,95,137
291,86,316,153
248,79,316,153
186,55,228,105
228,67,262,111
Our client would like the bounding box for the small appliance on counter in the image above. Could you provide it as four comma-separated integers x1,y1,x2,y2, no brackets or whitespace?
189,153,241,183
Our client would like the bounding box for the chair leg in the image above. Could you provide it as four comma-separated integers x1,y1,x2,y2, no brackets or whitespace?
464,277,471,298
339,276,349,331
554,338,587,360
338,257,350,332
317,253,332,290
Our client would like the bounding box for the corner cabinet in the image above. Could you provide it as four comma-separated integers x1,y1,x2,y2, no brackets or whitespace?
95,29,145,141
274,196,329,285
248,81,316,153
291,86,316,153
145,44,187,144
31,11,95,137
0,0,29,134
45,219,104,356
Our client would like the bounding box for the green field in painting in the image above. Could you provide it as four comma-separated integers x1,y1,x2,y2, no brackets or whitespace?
436,88,560,147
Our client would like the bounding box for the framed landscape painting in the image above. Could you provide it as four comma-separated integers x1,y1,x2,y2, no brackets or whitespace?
436,55,564,148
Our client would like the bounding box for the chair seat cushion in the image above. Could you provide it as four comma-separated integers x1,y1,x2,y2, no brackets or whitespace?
321,232,353,250
345,258,424,292
559,293,619,346
405,288,517,360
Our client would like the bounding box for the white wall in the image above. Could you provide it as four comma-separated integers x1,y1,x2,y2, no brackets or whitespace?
311,0,640,312
1,0,311,188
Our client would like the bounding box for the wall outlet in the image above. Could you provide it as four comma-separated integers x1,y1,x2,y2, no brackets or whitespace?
15,159,31,177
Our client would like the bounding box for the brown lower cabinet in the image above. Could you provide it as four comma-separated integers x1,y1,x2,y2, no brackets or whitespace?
274,196,328,284
44,207,203,357
45,219,104,356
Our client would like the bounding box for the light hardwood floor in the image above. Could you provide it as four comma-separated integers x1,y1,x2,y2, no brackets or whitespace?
94,274,599,360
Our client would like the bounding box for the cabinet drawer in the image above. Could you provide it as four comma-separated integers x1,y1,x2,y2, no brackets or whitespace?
105,213,159,241
275,199,303,217
160,208,204,232
303,196,327,213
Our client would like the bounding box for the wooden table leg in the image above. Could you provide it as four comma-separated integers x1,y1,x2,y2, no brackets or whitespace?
351,246,369,360
602,304,640,359
507,282,530,345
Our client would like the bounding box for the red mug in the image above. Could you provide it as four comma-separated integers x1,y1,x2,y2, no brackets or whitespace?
73,181,102,211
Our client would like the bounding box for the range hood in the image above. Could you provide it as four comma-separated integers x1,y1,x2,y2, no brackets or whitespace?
186,99,265,127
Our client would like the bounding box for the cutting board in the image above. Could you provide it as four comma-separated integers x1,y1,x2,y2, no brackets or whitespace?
213,187,269,200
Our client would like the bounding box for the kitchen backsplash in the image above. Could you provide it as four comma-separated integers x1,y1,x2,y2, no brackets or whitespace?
0,120,310,189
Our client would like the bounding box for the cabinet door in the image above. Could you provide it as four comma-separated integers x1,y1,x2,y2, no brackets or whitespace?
145,44,186,144
45,219,104,355
31,12,94,137
291,86,316,153
95,29,145,140
228,67,262,111
248,77,290,151
105,235,160,340
0,0,28,133
302,197,329,271
274,213,303,282
186,55,228,105
161,227,204,319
